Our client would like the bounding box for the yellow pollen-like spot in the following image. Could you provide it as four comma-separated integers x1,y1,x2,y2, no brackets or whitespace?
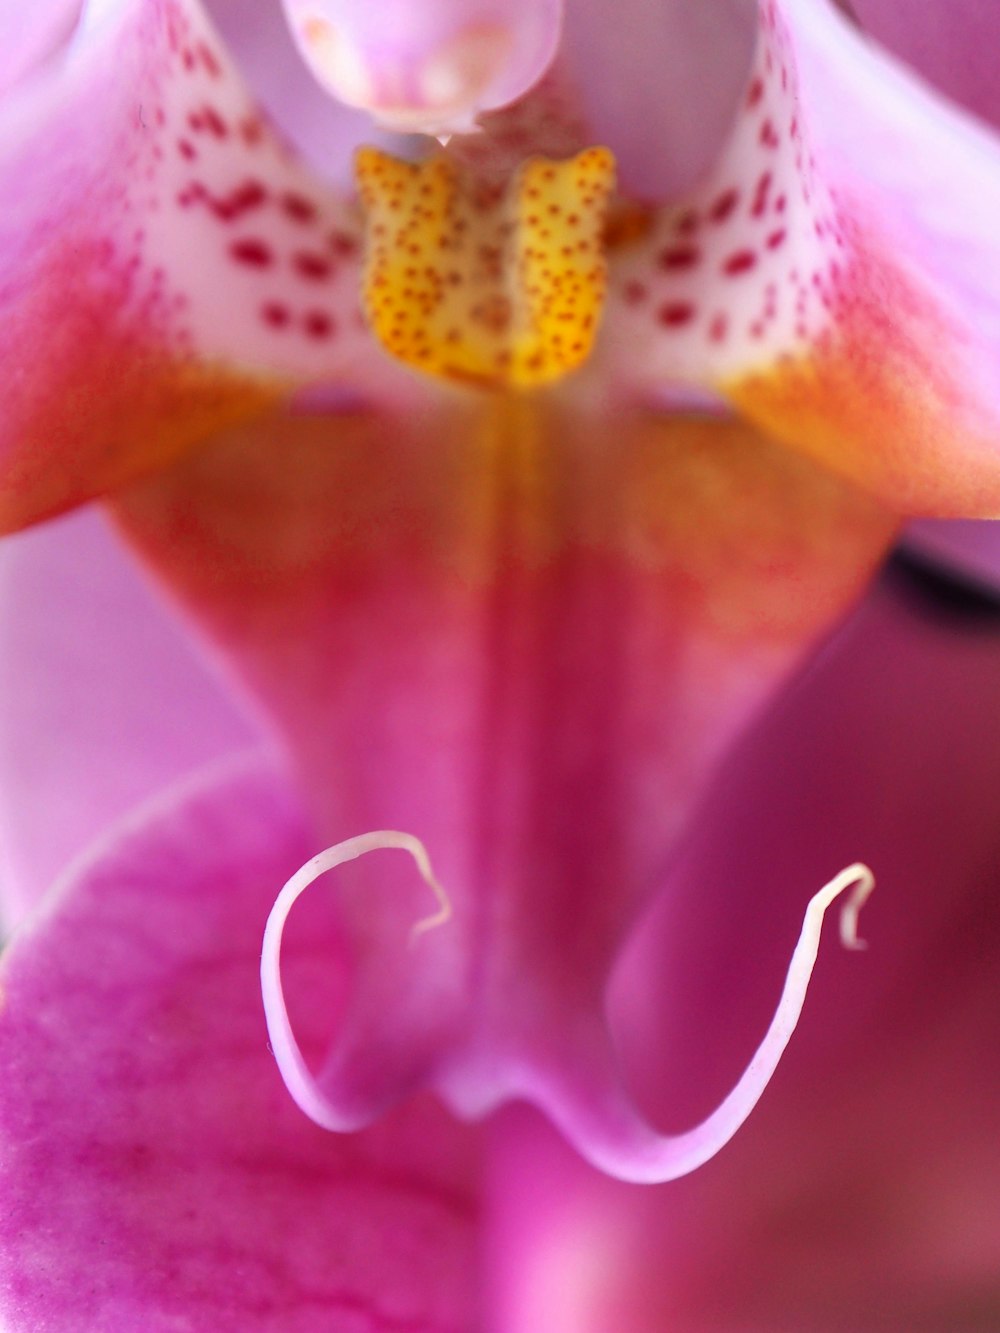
355,146,616,389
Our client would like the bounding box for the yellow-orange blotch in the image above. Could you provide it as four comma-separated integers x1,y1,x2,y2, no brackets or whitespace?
355,145,616,389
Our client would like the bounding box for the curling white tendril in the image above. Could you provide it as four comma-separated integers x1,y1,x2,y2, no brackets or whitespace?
261,845,874,1183
260,831,451,1131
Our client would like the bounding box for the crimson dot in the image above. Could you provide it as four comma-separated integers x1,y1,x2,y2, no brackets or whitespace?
759,119,779,148
198,42,222,77
329,231,359,257
293,252,332,281
201,106,228,138
658,246,701,271
709,190,739,224
723,250,757,276
230,239,273,268
282,193,317,224
261,302,289,328
657,301,696,328
304,311,335,339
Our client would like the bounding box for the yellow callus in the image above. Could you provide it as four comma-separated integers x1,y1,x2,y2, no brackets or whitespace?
355,146,616,389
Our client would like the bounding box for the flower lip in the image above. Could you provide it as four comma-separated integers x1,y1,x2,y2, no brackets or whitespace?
262,827,874,1185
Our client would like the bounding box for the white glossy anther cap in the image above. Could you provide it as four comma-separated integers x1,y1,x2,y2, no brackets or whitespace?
281,0,562,135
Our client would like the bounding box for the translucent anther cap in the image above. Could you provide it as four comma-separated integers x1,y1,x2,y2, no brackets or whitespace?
280,0,563,135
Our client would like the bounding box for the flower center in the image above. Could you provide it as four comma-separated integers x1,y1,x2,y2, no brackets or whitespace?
354,146,616,388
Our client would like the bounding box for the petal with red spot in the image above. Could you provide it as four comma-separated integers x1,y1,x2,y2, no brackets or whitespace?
604,0,1000,517
0,0,405,533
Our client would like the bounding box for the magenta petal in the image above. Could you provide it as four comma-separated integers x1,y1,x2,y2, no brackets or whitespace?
605,0,1000,515
202,0,399,183
0,1,82,96
0,0,412,531
560,0,758,199
0,507,257,926
851,0,1000,133
112,407,891,1179
486,572,1000,1328
0,754,481,1330
903,518,1000,596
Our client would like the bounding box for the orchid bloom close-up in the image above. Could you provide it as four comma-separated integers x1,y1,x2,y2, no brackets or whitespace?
2,0,1000,1327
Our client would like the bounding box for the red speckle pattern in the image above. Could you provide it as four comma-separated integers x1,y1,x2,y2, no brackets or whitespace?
130,0,370,381
610,0,847,385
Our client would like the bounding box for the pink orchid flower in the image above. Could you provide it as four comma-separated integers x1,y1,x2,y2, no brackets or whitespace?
1,0,1000,1325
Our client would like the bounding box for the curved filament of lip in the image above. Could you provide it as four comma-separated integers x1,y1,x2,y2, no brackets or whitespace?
262,837,873,1187
546,863,876,1183
260,830,451,1132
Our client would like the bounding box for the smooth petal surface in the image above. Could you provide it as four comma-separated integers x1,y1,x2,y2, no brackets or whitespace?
0,0,416,533
0,506,257,927
602,0,1000,516
0,754,481,1331
111,403,892,1176
904,518,1000,598
486,567,1000,1329
851,0,1000,133
0,0,82,96
202,0,404,184
279,0,561,136
559,0,757,200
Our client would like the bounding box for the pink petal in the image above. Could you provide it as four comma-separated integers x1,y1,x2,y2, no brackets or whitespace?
904,517,1000,596
0,0,82,96
202,0,398,185
486,569,1000,1328
603,0,1000,516
0,506,257,927
0,754,481,1330
0,0,414,533
559,0,758,200
111,404,893,1179
851,0,1000,133
278,0,562,136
